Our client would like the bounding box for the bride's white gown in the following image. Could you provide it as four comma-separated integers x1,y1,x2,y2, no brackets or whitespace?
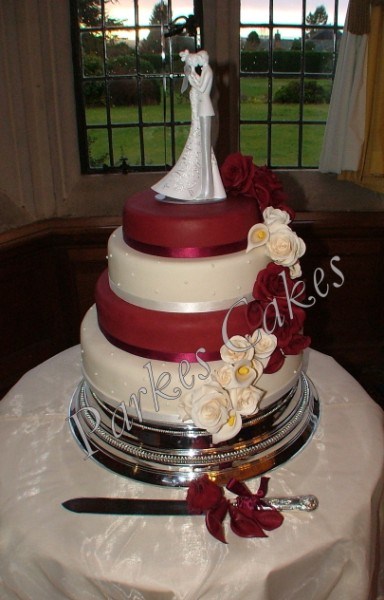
152,87,226,202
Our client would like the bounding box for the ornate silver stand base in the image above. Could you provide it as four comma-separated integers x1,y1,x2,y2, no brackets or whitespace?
68,374,319,487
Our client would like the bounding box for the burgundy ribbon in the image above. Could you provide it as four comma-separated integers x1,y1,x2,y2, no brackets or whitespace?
226,477,284,539
186,476,284,543
125,236,246,258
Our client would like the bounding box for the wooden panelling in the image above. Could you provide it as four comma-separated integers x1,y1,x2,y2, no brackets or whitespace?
0,213,383,401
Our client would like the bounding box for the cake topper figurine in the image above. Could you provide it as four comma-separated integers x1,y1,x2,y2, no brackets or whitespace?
152,50,226,203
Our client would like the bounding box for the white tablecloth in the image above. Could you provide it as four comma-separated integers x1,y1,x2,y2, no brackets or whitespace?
0,347,383,600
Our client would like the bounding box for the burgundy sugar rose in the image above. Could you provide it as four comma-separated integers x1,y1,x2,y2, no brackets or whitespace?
284,332,311,355
220,153,256,195
246,299,263,329
253,165,292,214
186,475,224,514
263,348,285,374
253,263,304,308
262,304,310,361
220,153,295,220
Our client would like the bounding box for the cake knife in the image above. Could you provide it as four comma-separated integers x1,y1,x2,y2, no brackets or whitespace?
62,494,319,515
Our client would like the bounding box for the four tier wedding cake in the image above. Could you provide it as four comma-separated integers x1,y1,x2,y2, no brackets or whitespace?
70,51,318,486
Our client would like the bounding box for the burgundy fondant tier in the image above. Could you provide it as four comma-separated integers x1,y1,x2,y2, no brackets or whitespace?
122,190,260,257
95,270,254,362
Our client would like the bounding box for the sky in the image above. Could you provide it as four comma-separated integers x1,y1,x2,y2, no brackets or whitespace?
106,0,348,39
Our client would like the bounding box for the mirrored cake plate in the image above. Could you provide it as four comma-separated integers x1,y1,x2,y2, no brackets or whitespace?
68,373,320,487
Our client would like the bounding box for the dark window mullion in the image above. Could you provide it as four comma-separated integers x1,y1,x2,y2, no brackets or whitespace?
133,0,146,167
267,0,274,166
100,1,115,167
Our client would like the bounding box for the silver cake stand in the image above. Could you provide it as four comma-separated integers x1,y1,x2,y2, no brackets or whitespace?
68,373,320,487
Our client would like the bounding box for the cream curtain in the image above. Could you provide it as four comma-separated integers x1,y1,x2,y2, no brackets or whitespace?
318,28,367,173
319,1,384,193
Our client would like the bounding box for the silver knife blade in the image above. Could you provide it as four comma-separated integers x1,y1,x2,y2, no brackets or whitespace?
62,495,318,515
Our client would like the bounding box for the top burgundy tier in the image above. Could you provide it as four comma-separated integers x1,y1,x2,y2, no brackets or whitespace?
122,190,260,258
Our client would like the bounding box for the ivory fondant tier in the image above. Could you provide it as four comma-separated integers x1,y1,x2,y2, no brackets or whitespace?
108,226,269,310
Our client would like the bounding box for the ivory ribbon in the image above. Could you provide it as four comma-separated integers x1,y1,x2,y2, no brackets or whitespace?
109,279,253,313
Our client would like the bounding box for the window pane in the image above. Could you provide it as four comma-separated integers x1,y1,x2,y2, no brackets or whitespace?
84,83,106,123
110,95,138,125
241,77,269,121
113,127,140,165
302,81,332,118
78,0,102,28
273,0,303,25
240,124,268,164
87,128,110,168
104,0,135,26
173,82,192,121
271,124,298,166
302,124,326,166
107,40,136,75
143,126,167,165
272,78,301,121
241,0,269,24
81,32,104,76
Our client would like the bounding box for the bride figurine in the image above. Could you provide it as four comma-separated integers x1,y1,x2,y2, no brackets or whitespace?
152,50,226,203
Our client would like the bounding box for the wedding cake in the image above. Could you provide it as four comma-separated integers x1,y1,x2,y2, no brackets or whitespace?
70,51,318,486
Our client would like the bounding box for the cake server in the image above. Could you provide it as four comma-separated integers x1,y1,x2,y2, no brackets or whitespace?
62,495,318,515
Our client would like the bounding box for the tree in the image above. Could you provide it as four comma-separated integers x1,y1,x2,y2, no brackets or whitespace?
244,31,260,51
139,2,196,56
306,5,328,38
77,1,125,59
274,31,282,50
291,39,301,51
78,0,120,28
140,2,168,54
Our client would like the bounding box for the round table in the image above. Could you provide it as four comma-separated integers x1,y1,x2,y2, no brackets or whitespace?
0,347,383,600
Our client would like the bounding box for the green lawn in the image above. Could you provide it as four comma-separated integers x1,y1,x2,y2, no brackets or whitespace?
85,78,331,168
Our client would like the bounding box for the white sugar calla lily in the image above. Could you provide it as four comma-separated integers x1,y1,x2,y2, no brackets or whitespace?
234,361,257,387
250,357,265,382
246,223,269,252
213,361,256,390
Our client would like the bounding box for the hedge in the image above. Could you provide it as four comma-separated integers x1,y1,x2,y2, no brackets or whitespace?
241,50,334,74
